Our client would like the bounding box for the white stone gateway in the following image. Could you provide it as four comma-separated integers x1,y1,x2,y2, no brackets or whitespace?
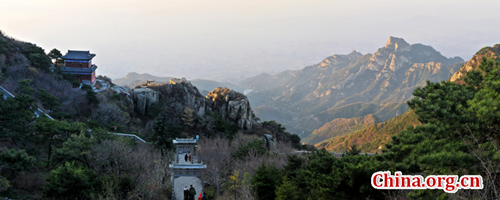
170,138,207,200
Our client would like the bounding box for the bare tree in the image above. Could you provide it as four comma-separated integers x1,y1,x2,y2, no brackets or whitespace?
90,141,175,200
452,126,500,200
91,103,131,127
197,137,232,197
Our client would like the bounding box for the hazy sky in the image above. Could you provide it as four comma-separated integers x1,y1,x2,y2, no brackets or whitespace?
1,0,499,81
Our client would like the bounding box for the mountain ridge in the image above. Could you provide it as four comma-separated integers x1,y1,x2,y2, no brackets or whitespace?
315,43,499,153
246,36,464,138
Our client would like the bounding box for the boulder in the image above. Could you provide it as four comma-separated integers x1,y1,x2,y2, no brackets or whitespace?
261,134,276,150
132,87,159,115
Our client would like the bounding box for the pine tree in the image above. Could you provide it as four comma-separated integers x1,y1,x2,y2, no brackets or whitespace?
0,147,35,176
36,88,61,114
251,163,282,200
181,106,195,132
151,114,174,155
16,79,34,96
43,162,101,199
47,48,62,65
275,176,299,200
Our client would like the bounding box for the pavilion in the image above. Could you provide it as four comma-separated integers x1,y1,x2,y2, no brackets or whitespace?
61,50,98,85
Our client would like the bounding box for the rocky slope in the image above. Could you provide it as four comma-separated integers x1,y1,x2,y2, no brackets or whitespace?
302,114,380,145
316,110,419,153
318,43,500,153
449,44,500,83
247,37,464,138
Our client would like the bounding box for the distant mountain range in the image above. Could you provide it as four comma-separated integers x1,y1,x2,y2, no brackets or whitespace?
242,36,465,140
315,43,500,153
113,72,246,95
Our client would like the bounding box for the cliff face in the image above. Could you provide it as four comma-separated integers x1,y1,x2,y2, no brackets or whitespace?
132,88,159,115
131,78,257,131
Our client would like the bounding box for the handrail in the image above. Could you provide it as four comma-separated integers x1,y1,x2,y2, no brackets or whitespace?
113,133,147,143
2,86,146,143
1,86,54,120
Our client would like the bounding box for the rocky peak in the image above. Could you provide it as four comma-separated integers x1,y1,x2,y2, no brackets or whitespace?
207,87,255,130
450,44,500,83
170,77,190,85
384,36,410,52
347,50,363,59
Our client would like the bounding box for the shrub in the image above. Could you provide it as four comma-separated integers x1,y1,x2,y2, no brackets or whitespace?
232,139,267,159
0,176,11,192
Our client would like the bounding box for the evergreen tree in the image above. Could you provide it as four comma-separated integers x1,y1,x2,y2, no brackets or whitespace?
35,116,87,167
275,176,299,200
0,93,37,142
36,88,61,114
47,48,62,65
181,106,195,132
251,163,282,200
81,84,100,105
151,114,175,155
0,38,9,54
51,134,95,168
0,147,35,177
43,162,101,199
15,79,34,96
23,45,51,72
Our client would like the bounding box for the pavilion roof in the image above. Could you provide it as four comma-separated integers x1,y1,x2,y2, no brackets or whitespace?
62,50,96,60
61,65,97,73
173,138,197,144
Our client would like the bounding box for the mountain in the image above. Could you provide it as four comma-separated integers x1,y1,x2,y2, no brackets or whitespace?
315,110,419,153
247,36,464,138
317,43,500,153
239,70,297,91
302,114,380,145
114,72,245,93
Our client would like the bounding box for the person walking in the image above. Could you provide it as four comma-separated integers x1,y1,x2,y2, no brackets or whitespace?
198,193,202,200
189,153,192,162
201,192,208,200
184,153,188,162
183,186,189,200
189,185,196,200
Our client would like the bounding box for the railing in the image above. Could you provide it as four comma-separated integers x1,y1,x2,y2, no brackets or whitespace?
113,133,147,143
2,86,147,143
1,86,54,120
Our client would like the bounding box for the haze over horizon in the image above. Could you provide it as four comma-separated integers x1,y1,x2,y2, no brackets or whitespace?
1,0,499,81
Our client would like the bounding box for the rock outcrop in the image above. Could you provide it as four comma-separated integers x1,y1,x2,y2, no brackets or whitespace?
206,87,255,130
132,87,159,115
261,134,276,150
128,78,258,131
129,78,257,132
